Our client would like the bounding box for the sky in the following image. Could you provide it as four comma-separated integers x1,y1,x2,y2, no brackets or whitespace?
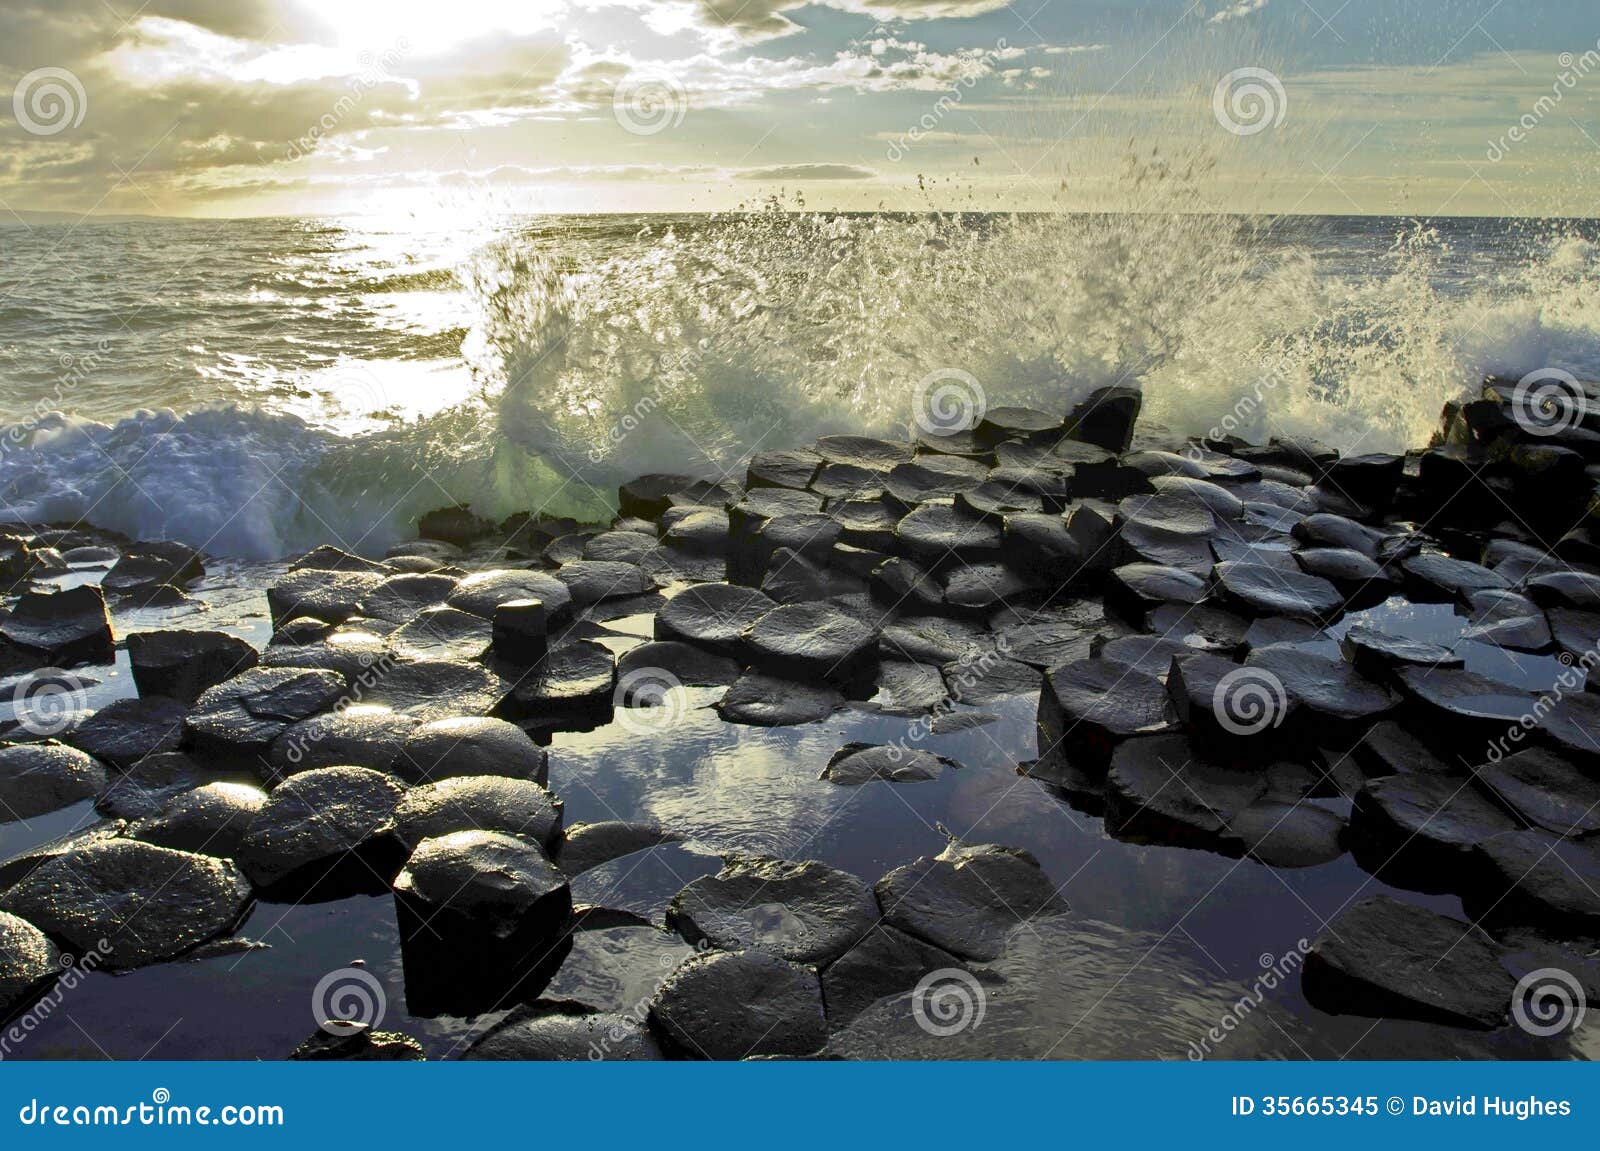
1,0,1598,218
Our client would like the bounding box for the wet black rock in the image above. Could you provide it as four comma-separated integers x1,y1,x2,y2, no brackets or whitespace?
126,781,267,859
619,474,720,521
103,543,204,599
389,606,492,663
741,601,876,687
187,667,348,761
126,630,259,704
656,584,775,657
941,563,1034,611
365,659,511,723
506,641,616,724
999,513,1079,582
1348,721,1457,779
1524,570,1600,610
1475,830,1600,933
648,948,827,1060
1229,801,1347,868
895,502,1004,567
1477,748,1600,836
1104,734,1266,849
815,434,915,472
464,1003,663,1061
822,742,958,784
557,821,678,877
1104,563,1207,625
668,857,877,966
555,560,652,606
1461,589,1552,652
1213,560,1344,622
397,717,549,785
395,776,562,852
617,640,740,688
1038,658,1175,772
661,507,731,555
393,830,572,1016
447,569,573,622
0,741,108,822
0,909,59,1019
1338,625,1461,682
879,616,988,665
237,766,407,898
877,842,1068,962
65,696,188,768
93,752,208,820
1066,385,1141,453
261,629,389,684
820,924,967,1028
940,656,1041,703
870,660,949,714
868,556,945,613
810,462,883,501
884,457,989,507
288,1023,425,1061
1303,896,1512,1029
1291,513,1384,557
0,839,252,969
0,585,114,666
357,573,457,625
1246,645,1397,732
418,504,493,546
1393,666,1532,748
265,708,419,779
1293,548,1392,606
1532,690,1600,763
714,671,843,727
267,568,385,628
1400,552,1508,604
1350,772,1520,888
1094,634,1191,679
1325,452,1404,508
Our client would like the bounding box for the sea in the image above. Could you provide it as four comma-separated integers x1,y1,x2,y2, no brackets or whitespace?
0,210,1597,559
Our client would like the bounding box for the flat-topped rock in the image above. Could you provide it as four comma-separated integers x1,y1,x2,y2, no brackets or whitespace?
388,606,491,662
1477,747,1600,837
1104,563,1207,625
1246,646,1397,727
0,585,114,665
556,821,679,877
876,841,1068,961
363,659,511,723
814,434,915,472
884,457,988,507
1038,658,1174,770
1351,771,1520,887
64,696,187,768
265,708,418,778
1291,513,1384,557
1105,733,1266,848
667,857,877,966
1338,625,1461,681
0,839,252,970
1213,560,1344,622
1534,690,1600,762
648,948,827,1060
1401,552,1509,604
93,752,208,820
1461,589,1552,651
1393,666,1533,745
396,717,548,785
507,641,616,722
747,448,823,491
0,741,108,823
1476,830,1600,933
395,776,562,851
822,742,959,784
447,569,572,622
821,924,967,1028
188,667,348,761
555,560,653,605
1303,896,1512,1029
617,640,741,688
358,573,458,624
656,584,775,656
267,567,385,627
127,630,258,704
714,671,843,727
126,781,267,859
895,502,1004,565
741,601,877,687
237,766,406,897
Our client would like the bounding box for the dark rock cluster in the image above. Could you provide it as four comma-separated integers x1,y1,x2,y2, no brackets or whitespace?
3,376,1600,1054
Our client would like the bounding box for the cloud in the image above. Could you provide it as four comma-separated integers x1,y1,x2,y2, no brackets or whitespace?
1206,0,1270,24
660,0,1015,45
738,162,877,179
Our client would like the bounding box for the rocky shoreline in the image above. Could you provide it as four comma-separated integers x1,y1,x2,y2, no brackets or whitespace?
2,376,1600,1059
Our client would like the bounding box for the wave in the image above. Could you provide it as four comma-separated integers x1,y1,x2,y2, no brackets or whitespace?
2,210,1597,559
